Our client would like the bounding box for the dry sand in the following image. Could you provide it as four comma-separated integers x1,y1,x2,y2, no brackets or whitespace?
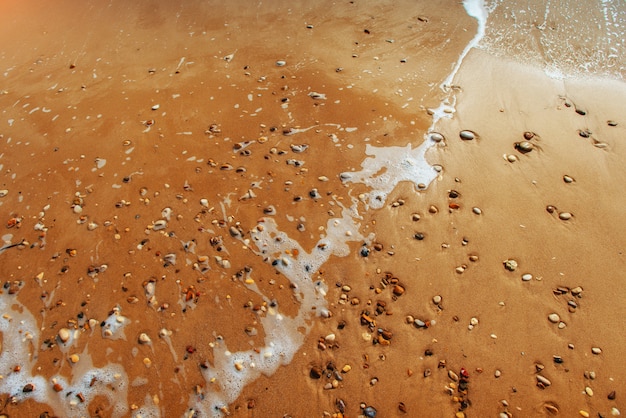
0,1,624,417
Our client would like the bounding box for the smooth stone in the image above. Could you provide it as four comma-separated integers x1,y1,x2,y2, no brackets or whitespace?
516,141,533,152
536,375,552,386
548,313,560,323
459,130,476,140
58,328,71,343
563,175,575,183
472,207,482,215
522,273,533,281
151,104,160,110
591,347,602,355
392,285,405,296
585,386,594,396
448,370,459,381
506,154,518,162
470,317,479,326
432,295,442,305
275,60,286,67
559,212,572,220
363,406,377,417
428,132,444,143
523,131,535,140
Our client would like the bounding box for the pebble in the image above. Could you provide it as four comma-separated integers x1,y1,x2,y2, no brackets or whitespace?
548,313,560,323
494,370,501,378
503,259,518,271
470,317,479,326
608,390,616,400
472,207,482,215
58,328,71,343
558,212,572,220
591,347,602,355
521,273,533,281
151,104,160,110
523,131,535,140
585,386,593,396
459,130,476,140
536,375,551,387
428,132,444,143
392,285,405,296
432,295,442,305
69,354,80,364
579,410,590,418
138,333,152,344
275,60,286,67
0,190,7,198
506,154,518,162
448,370,459,381
363,406,377,417
563,175,575,183
515,141,533,153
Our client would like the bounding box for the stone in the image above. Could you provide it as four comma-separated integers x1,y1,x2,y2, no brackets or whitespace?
138,333,151,344
310,366,322,379
503,259,518,271
428,132,445,142
522,273,533,281
515,141,533,153
432,295,442,305
392,285,405,296
563,175,575,183
58,328,71,344
548,313,560,323
559,212,572,220
459,130,476,140
591,347,602,355
585,386,593,396
536,375,551,387
472,207,482,215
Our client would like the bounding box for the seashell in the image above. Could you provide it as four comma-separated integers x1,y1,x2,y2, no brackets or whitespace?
459,130,476,140
152,220,167,231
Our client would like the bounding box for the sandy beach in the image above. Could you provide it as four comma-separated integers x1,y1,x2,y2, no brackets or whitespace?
0,0,624,417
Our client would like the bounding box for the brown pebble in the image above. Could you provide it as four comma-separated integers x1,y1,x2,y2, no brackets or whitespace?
310,366,322,379
523,131,535,140
608,390,616,400
392,285,405,296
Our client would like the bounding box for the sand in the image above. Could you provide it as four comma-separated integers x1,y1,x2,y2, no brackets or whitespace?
0,1,624,417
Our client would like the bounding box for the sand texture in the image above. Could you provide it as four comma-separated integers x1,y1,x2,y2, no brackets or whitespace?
0,1,624,417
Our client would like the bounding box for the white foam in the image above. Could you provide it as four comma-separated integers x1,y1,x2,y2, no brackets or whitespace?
341,143,439,209
190,205,364,415
0,291,130,417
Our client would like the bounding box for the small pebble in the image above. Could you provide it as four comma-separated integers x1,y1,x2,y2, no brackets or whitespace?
591,347,602,355
558,212,572,220
536,375,551,387
548,313,560,323
585,386,593,396
472,207,482,215
459,130,476,140
58,328,71,343
521,273,533,281
503,259,518,271
0,190,7,197
432,295,442,305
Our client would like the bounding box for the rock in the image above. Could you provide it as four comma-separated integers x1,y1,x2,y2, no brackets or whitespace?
275,60,286,67
459,130,476,140
515,141,533,153
536,375,551,387
559,212,572,220
563,175,575,183
432,295,442,305
22,383,35,393
428,132,445,143
448,370,459,381
523,131,535,140
151,104,160,110
548,313,560,323
58,328,71,344
544,404,559,415
310,366,322,379
472,207,482,215
0,190,7,197
591,347,602,355
607,120,618,126
608,390,616,400
522,273,533,281
571,286,583,295
392,285,405,296
138,333,151,344
503,259,518,271
363,406,377,418
69,354,80,364
579,410,590,418
585,386,593,396
506,154,518,162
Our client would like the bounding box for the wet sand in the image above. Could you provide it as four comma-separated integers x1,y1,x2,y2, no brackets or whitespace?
0,1,624,417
